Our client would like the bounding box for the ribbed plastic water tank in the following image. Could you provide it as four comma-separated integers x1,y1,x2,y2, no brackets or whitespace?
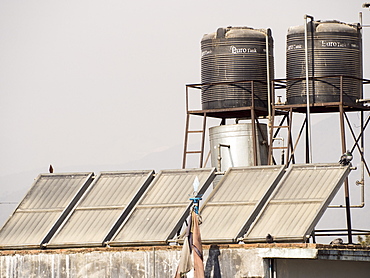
286,20,362,104
201,26,274,110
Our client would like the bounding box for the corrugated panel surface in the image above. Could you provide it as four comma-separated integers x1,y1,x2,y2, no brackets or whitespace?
47,171,154,247
109,168,216,246
200,166,285,243
0,173,93,249
244,164,351,243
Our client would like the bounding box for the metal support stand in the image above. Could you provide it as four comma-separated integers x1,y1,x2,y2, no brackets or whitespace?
182,81,270,169
269,76,370,244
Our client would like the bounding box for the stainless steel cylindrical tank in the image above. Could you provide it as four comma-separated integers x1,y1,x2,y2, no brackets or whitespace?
209,123,268,172
286,20,362,104
201,26,274,110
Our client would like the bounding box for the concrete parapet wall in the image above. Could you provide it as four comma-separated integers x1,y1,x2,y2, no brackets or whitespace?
0,244,369,278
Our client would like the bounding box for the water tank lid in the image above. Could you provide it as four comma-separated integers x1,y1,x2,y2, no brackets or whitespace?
287,20,359,35
202,26,269,41
315,21,359,33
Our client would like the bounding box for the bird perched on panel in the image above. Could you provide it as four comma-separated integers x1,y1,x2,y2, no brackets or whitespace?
330,238,343,245
49,164,54,173
266,234,274,243
339,150,353,166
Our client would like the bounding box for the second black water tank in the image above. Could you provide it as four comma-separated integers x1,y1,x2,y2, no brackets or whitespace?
201,26,274,110
286,20,362,105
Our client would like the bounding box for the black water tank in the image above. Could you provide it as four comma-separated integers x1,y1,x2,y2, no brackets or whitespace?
201,26,274,110
286,20,362,105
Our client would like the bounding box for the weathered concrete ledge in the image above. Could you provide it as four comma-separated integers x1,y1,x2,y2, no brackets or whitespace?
1,244,369,277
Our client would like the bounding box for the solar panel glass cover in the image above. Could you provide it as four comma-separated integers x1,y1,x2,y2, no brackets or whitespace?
0,173,93,249
199,166,285,243
108,168,216,246
243,164,351,243
46,171,154,248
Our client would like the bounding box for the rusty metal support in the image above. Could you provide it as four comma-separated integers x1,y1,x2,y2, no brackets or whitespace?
182,113,190,169
286,108,294,166
183,80,271,169
339,77,353,244
199,113,207,168
268,113,288,165
255,117,269,159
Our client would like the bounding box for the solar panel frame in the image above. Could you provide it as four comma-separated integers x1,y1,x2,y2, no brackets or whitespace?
243,163,351,243
45,170,155,248
199,165,286,244
0,173,94,250
108,168,216,246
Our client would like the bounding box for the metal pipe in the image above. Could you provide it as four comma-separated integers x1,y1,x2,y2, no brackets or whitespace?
268,258,276,278
265,30,272,127
338,103,353,244
217,143,230,172
359,110,365,205
304,14,314,163
251,82,258,166
355,145,365,207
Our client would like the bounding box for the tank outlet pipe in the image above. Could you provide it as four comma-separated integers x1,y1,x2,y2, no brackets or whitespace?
304,14,314,163
217,143,230,172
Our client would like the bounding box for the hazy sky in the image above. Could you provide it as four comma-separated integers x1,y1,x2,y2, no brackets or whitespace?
1,1,370,237
1,0,369,176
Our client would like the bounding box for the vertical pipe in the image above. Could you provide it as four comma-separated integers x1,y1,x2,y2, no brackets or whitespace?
217,144,231,172
265,30,272,126
360,111,365,205
339,91,353,243
217,144,222,172
267,100,275,165
269,258,276,278
251,81,258,166
265,30,273,166
304,15,313,163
